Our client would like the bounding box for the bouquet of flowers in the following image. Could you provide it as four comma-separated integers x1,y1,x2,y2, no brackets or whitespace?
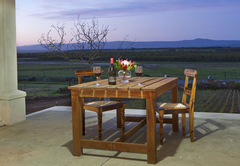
115,59,138,71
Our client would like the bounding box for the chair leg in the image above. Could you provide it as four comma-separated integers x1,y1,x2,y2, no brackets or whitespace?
116,98,123,128
159,110,164,145
182,113,186,136
116,108,122,128
82,109,85,135
121,104,126,134
189,112,194,142
98,109,102,141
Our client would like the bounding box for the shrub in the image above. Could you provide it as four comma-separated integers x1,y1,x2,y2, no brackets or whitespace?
196,80,240,90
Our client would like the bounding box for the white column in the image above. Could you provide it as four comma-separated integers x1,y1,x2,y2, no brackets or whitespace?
0,0,26,125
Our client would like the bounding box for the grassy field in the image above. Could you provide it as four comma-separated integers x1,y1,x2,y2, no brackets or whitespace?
18,81,71,96
18,61,240,80
19,80,240,113
17,61,240,113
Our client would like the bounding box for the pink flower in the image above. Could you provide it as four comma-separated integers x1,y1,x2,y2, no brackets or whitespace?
116,59,137,71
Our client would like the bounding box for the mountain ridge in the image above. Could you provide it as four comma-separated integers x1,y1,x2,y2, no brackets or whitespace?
17,38,240,53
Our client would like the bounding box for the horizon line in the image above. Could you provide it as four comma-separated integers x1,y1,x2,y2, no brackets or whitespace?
17,38,240,47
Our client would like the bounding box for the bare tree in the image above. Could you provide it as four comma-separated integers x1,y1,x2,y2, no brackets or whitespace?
38,16,134,68
38,22,75,62
71,16,109,68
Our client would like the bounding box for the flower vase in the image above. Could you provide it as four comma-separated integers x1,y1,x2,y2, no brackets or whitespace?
118,70,131,83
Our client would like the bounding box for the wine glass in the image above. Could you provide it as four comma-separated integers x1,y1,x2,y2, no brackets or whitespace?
135,66,143,86
93,66,102,86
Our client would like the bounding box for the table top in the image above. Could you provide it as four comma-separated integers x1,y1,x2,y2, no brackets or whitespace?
68,77,178,99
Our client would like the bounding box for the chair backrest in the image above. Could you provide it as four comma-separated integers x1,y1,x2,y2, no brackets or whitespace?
75,69,104,101
182,69,198,112
75,69,104,84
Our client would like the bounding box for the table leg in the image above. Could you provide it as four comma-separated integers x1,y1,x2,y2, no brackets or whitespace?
146,92,156,164
116,98,122,128
71,90,83,156
172,83,179,132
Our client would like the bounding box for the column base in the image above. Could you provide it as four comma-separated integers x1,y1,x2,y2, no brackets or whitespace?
0,121,4,127
0,90,26,125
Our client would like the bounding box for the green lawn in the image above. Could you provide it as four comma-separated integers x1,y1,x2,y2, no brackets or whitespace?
18,61,240,80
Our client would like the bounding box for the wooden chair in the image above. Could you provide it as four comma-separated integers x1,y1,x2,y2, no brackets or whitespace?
156,69,198,145
75,69,126,140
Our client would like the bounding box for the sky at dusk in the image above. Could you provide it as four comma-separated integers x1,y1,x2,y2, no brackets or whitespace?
16,0,240,46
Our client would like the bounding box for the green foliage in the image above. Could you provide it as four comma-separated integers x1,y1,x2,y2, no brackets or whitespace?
18,47,240,63
93,47,240,62
227,82,240,90
115,60,122,70
197,81,240,90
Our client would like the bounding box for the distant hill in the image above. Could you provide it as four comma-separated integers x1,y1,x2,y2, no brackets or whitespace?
17,38,240,53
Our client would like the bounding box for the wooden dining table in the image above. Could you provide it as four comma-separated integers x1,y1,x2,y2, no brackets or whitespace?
68,76,178,164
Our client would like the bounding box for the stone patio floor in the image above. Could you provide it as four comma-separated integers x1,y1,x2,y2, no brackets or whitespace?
0,106,240,166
